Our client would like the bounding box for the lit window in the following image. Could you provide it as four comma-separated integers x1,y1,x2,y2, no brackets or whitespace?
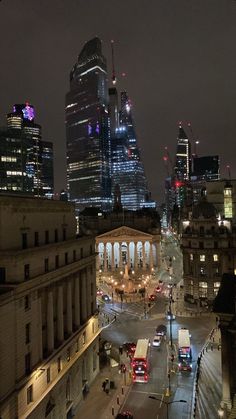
199,281,207,297
213,254,218,262
190,254,193,261
200,255,205,262
214,282,220,296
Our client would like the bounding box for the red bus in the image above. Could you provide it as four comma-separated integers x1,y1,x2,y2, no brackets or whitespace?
132,339,150,383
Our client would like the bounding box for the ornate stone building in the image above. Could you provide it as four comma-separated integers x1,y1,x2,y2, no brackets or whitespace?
0,196,99,419
181,197,236,303
96,225,160,272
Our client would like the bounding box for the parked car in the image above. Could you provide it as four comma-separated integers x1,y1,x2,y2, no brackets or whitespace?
102,294,110,302
156,324,167,336
123,342,136,355
155,286,161,293
149,294,156,301
152,335,162,347
166,311,176,320
96,289,103,296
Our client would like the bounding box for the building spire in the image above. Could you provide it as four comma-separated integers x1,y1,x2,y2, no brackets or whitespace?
111,40,117,85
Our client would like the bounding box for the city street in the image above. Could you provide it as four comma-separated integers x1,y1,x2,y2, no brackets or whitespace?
101,297,214,419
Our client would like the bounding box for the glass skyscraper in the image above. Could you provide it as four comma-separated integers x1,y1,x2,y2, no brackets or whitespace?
0,104,54,197
174,123,191,181
110,91,154,210
65,37,111,210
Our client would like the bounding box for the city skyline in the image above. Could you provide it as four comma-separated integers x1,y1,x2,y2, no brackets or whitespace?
0,0,235,203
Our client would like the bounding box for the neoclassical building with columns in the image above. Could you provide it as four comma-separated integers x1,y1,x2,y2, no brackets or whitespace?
96,226,161,274
0,195,99,419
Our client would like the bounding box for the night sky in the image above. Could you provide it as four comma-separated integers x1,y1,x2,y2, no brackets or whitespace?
0,0,235,203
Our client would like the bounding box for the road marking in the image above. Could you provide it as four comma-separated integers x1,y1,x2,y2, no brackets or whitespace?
131,390,163,396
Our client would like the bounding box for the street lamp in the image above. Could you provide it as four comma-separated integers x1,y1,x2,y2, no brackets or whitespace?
149,396,187,419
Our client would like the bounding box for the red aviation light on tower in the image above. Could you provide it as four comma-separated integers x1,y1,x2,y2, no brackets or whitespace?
175,181,183,188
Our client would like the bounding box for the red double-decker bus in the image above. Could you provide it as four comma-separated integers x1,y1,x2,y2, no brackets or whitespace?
132,339,150,383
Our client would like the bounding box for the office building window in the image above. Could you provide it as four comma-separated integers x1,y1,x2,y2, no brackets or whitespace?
22,233,28,249
44,258,49,273
213,254,218,262
80,248,83,259
73,250,76,262
190,254,193,261
24,264,30,280
200,266,206,276
25,352,31,375
214,282,221,296
76,339,79,353
55,255,59,269
90,244,93,255
67,348,70,362
25,323,30,344
199,242,204,249
45,230,49,245
65,252,68,265
199,281,207,298
47,367,51,383
54,229,58,243
82,332,86,345
34,232,39,247
200,255,205,262
63,228,66,241
27,385,33,404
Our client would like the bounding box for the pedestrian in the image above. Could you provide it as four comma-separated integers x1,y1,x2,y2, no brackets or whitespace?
119,345,123,355
211,343,213,351
114,314,116,321
105,378,110,394
206,345,208,353
102,380,106,392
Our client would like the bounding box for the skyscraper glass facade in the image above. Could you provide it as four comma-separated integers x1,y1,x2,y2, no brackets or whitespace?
65,37,111,210
174,124,191,181
110,91,154,210
0,104,54,197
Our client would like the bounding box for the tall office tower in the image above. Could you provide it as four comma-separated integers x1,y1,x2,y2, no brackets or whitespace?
174,123,191,181
0,103,54,197
111,90,155,210
65,37,111,211
192,155,220,181
109,87,119,136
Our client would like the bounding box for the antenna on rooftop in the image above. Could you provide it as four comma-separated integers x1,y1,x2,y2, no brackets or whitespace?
111,40,117,86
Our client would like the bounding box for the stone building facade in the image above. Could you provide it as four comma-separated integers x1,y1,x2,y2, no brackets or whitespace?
181,198,236,303
0,196,99,419
96,226,160,273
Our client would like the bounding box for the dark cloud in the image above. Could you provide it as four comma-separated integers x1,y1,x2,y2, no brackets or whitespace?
0,0,235,202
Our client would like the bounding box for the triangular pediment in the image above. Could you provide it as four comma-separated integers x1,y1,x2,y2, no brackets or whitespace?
96,226,153,240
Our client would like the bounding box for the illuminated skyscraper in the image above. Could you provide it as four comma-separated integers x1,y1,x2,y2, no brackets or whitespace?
65,37,111,210
174,123,191,181
110,91,155,210
0,104,54,197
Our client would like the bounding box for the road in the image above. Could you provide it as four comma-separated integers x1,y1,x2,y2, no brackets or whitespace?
101,297,214,419
98,233,214,419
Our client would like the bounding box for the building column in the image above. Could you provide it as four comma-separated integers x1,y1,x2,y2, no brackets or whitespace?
57,285,64,343
142,242,146,270
134,242,138,270
149,242,154,269
38,296,43,360
119,243,123,268
81,269,87,323
155,241,161,269
104,243,107,272
127,242,130,267
74,276,80,328
111,243,115,269
96,243,100,270
66,281,72,335
220,324,232,411
87,268,92,317
47,290,54,353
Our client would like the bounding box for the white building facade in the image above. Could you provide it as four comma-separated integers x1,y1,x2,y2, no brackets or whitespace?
95,226,161,272
0,196,99,419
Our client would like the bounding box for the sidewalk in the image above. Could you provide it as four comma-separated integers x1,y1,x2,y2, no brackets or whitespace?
192,328,222,419
74,355,132,419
